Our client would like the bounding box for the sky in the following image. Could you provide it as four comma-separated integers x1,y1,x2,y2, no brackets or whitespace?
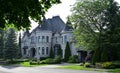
30,0,120,31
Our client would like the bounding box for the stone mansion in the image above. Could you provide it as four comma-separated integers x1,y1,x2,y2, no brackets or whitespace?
21,16,79,60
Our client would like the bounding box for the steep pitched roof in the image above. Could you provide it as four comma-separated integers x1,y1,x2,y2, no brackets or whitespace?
62,25,73,32
31,16,73,34
36,16,66,33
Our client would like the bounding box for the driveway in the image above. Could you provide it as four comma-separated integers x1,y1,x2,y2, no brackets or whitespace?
0,64,109,73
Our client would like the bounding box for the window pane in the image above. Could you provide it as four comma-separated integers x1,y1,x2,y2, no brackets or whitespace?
42,47,44,55
46,36,49,43
38,36,42,43
42,36,45,43
46,47,49,55
64,35,67,43
38,47,40,55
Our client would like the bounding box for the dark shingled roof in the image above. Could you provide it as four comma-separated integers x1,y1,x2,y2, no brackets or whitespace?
31,16,73,35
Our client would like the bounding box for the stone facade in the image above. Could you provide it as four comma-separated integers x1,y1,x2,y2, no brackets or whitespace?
21,16,78,59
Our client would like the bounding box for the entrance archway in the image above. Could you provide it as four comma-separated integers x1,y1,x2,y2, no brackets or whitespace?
30,48,36,58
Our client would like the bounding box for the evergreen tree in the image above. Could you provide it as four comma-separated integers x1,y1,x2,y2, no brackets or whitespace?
64,42,71,62
0,29,4,58
57,44,62,57
18,32,22,58
49,46,54,58
4,28,18,60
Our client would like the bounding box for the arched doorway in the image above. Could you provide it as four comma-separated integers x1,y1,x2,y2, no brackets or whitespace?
30,48,36,58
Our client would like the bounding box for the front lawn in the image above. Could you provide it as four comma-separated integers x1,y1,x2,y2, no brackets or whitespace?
59,65,120,73
20,61,47,67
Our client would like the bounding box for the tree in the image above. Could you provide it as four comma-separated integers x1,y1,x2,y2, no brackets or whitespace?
70,0,120,63
0,29,4,58
103,0,120,61
49,46,54,58
57,44,62,57
4,28,18,60
0,0,61,29
64,42,71,62
18,32,22,58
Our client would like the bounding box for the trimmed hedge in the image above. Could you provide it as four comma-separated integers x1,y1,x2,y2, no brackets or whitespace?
40,56,62,64
68,55,78,63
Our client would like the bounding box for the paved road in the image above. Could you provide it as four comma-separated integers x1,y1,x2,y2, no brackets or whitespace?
0,64,109,73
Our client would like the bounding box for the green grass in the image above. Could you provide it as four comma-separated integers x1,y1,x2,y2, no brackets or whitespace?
20,61,47,67
59,65,120,72
107,68,120,73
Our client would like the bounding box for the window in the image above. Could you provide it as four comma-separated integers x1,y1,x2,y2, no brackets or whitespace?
42,36,45,43
46,47,49,55
55,37,57,43
38,36,42,43
42,47,45,55
46,36,49,43
64,35,67,43
31,36,34,43
62,36,63,44
38,47,40,55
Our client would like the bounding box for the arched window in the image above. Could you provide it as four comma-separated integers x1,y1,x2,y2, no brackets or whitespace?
42,47,45,55
46,36,49,43
46,47,49,55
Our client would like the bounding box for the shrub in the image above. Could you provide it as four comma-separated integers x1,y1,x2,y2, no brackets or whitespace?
40,58,54,64
95,63,102,68
54,56,62,64
84,62,91,68
57,45,62,57
68,55,78,63
112,61,120,68
102,62,115,69
49,47,54,58
64,42,71,62
79,63,84,66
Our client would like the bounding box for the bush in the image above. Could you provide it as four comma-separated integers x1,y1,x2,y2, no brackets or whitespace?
40,58,54,64
68,55,78,63
112,61,120,68
102,62,115,69
95,63,102,68
53,56,62,64
84,62,91,68
40,56,62,64
79,63,84,66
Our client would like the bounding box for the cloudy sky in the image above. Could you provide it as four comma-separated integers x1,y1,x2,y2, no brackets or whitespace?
30,0,120,31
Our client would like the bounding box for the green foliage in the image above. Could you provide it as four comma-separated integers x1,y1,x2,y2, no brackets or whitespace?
92,48,101,64
54,56,62,64
0,29,4,58
101,48,108,62
40,56,62,64
4,28,19,60
68,55,78,63
102,62,115,69
64,42,71,62
70,0,120,64
84,62,91,68
49,47,54,58
57,45,62,57
40,58,53,64
0,0,61,29
112,61,120,68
